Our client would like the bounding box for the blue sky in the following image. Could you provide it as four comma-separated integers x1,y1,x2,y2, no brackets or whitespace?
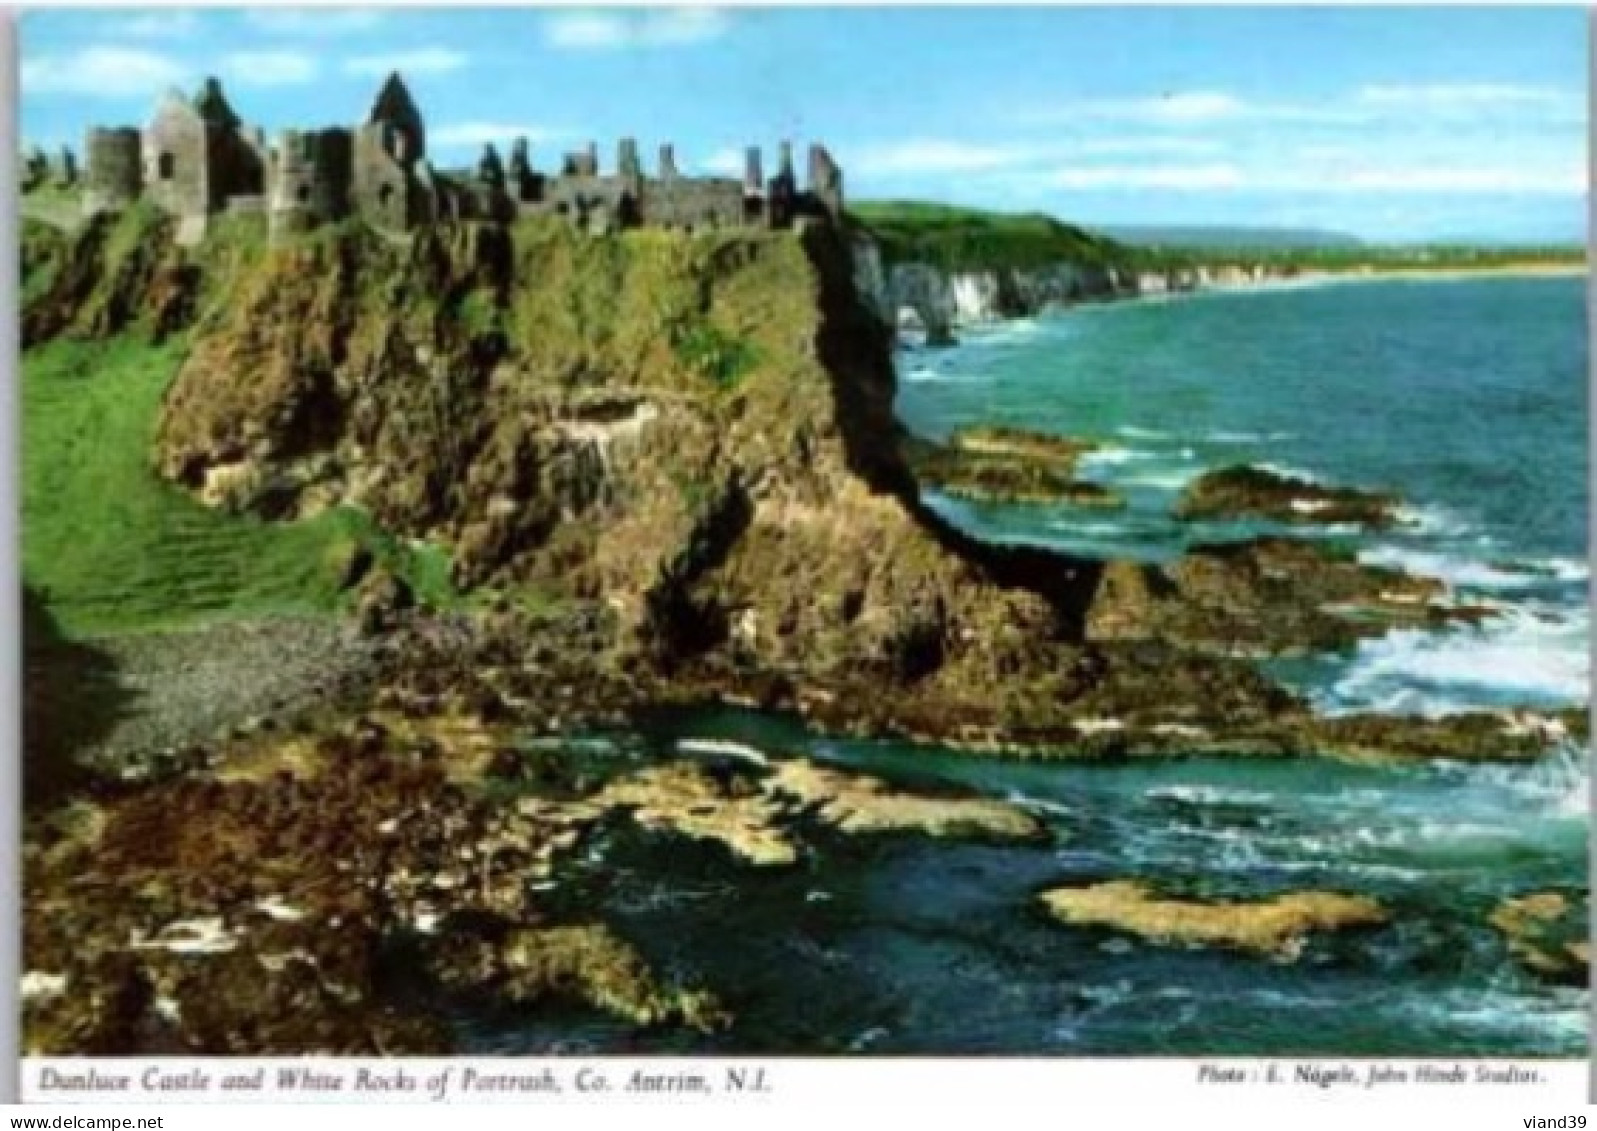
20,5,1589,243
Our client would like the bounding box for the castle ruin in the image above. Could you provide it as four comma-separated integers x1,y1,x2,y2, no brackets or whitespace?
68,73,845,244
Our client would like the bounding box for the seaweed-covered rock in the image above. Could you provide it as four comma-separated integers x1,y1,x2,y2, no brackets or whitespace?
430,924,729,1033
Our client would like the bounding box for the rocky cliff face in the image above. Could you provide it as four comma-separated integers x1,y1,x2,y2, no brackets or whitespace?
23,210,1575,762
873,257,1132,345
115,217,1086,694
848,229,1300,346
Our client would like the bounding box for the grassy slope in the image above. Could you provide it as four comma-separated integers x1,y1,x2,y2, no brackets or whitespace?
22,333,458,638
848,199,1127,272
851,197,1586,273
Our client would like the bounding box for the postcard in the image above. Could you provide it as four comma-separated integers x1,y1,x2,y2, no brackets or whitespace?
14,2,1590,1107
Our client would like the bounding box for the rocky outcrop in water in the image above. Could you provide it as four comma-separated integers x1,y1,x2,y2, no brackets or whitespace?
1176,465,1401,529
1038,880,1388,958
903,426,1121,507
1084,536,1486,655
1488,890,1589,987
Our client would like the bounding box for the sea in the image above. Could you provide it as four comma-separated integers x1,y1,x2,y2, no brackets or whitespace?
470,273,1590,1056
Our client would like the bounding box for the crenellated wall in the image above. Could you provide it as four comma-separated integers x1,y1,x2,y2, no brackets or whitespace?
70,71,848,244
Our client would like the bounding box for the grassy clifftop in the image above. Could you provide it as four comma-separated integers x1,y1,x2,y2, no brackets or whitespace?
849,199,1128,272
851,197,1586,274
21,211,461,637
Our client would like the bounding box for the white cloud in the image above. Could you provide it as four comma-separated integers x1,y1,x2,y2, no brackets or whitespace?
431,121,573,152
1076,136,1226,158
1092,91,1248,125
222,50,319,87
1325,164,1586,195
22,45,188,97
543,7,730,51
1043,160,1584,196
343,48,467,77
1357,83,1578,108
1062,91,1365,128
247,10,385,36
1024,82,1584,134
699,147,745,176
1048,163,1246,191
115,12,200,40
848,135,1226,180
854,139,1045,177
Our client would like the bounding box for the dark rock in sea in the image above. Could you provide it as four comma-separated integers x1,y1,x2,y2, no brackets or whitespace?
1175,464,1400,529
1084,536,1487,656
902,425,1120,507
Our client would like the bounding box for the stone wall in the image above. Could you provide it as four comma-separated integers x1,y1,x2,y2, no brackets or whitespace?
83,127,142,214
642,177,749,231
352,125,420,231
142,93,209,218
269,128,353,240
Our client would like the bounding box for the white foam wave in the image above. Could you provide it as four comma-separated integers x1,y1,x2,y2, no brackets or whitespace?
1394,987,1588,1043
1253,462,1326,485
1145,784,1277,807
1324,604,1590,716
1524,556,1591,584
1116,465,1204,492
1395,504,1475,538
1205,430,1296,444
1358,547,1550,592
675,737,771,767
1044,520,1146,537
1290,523,1368,539
1077,447,1150,469
1117,425,1175,441
1445,738,1591,819
1005,792,1074,820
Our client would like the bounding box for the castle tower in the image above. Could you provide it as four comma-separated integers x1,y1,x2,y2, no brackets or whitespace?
352,72,428,231
55,146,79,187
744,146,765,193
507,136,540,202
766,140,797,228
807,144,843,219
268,127,353,242
366,71,426,164
659,144,678,180
142,88,209,219
477,142,505,188
83,127,142,215
193,76,242,130
618,137,641,181
22,146,49,192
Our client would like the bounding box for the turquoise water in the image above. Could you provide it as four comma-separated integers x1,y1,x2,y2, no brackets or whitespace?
474,276,1589,1056
903,276,1589,718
